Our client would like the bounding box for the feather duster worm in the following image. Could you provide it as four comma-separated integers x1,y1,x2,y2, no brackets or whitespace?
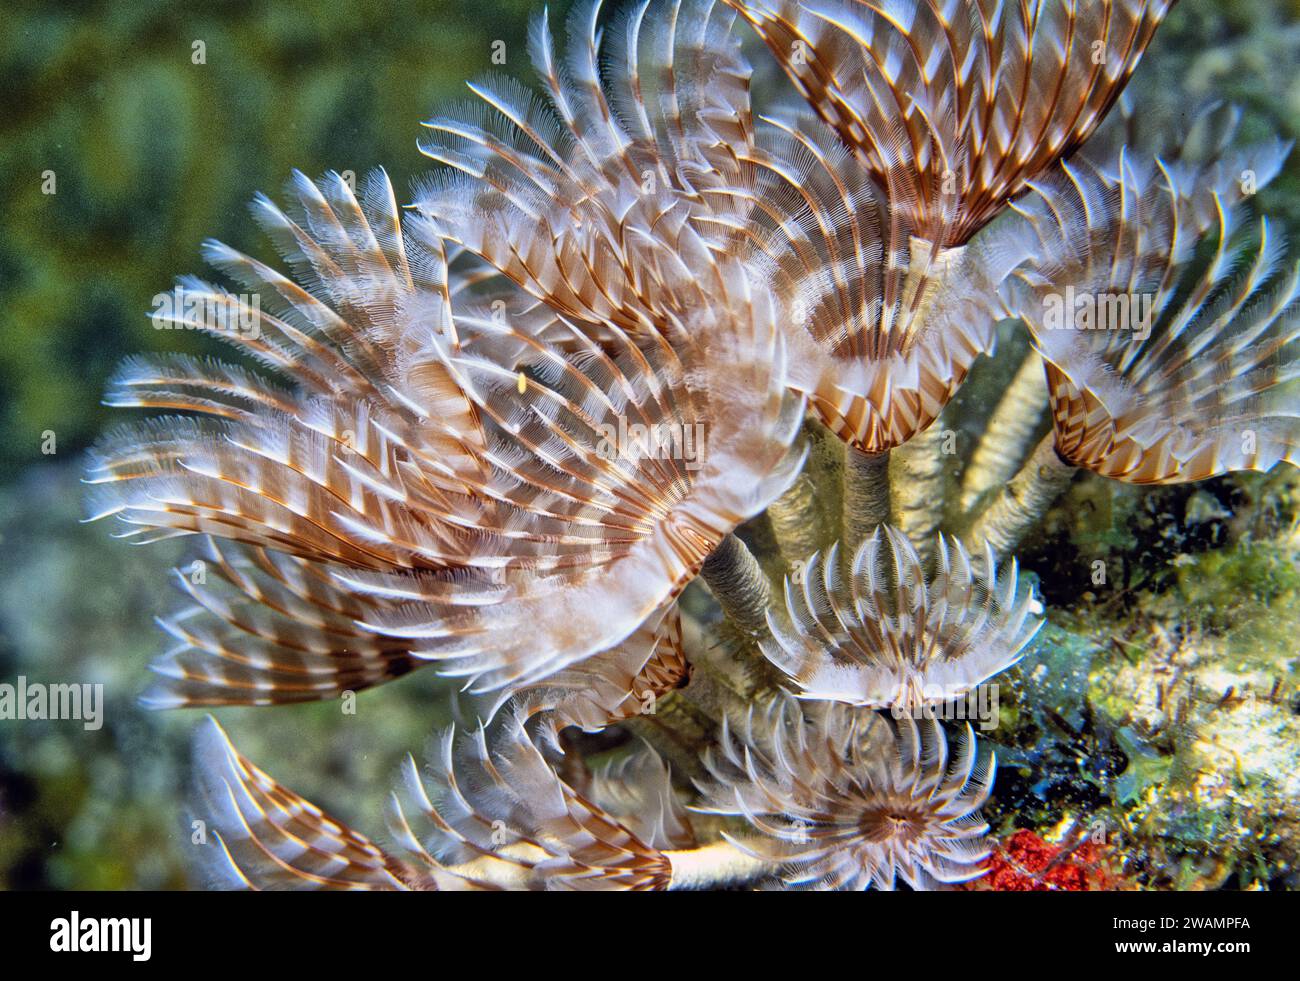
389,714,770,889
725,0,1174,247
191,717,413,890
345,0,807,683
192,715,718,890
745,114,1008,458
737,109,1011,549
86,170,499,706
89,0,807,698
338,286,803,691
697,697,995,889
415,0,760,333
1019,152,1299,481
726,0,1174,548
967,137,1300,556
763,526,1042,710
387,718,684,890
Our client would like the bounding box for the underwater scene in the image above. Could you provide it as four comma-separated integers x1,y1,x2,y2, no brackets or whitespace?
2,0,1300,906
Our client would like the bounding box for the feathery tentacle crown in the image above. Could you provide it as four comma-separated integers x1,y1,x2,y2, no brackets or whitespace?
697,697,995,889
722,0,1174,455
86,169,508,707
387,715,692,890
416,0,761,330
87,0,808,701
764,526,1043,709
86,168,493,570
356,0,807,689
742,107,1010,454
192,716,691,890
727,0,1175,247
998,134,1300,482
192,717,413,890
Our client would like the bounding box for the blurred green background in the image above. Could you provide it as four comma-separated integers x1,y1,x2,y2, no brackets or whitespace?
0,0,1298,889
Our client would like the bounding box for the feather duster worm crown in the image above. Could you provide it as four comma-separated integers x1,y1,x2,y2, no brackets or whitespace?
764,526,1043,709
742,112,1011,454
415,0,760,332
998,138,1300,483
86,170,499,707
346,269,804,692
725,0,1175,247
191,715,695,890
387,717,692,890
192,716,412,890
335,0,811,691
716,0,1175,454
696,697,995,890
88,111,805,702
